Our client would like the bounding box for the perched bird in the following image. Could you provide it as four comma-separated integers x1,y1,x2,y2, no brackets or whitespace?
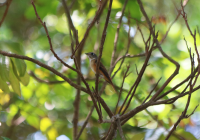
85,52,116,92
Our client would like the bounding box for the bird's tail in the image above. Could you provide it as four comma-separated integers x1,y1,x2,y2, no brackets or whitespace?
111,83,117,93
106,79,117,93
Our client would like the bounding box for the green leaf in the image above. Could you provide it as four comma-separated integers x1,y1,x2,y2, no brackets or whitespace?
1,41,25,55
10,58,26,77
0,55,9,81
10,58,20,81
9,63,21,96
1,136,11,140
20,71,30,86
0,77,9,93
26,115,40,129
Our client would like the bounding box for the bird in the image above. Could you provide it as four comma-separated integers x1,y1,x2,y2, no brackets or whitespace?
85,52,116,92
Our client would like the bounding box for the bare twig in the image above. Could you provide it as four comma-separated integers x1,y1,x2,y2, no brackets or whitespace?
153,84,200,106
71,0,108,57
95,0,113,95
0,0,12,27
62,0,79,45
155,66,198,100
0,50,88,93
135,64,139,75
180,3,200,87
75,106,95,140
159,11,181,44
121,43,155,115
114,65,130,114
31,0,78,73
142,77,162,104
28,71,65,84
92,87,102,119
109,0,129,74
105,123,117,140
137,0,180,101
135,96,186,140
137,25,146,45
165,11,199,137
116,115,125,140
114,53,145,67
32,1,82,136
111,13,132,79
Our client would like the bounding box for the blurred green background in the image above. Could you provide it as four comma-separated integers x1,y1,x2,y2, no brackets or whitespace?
0,0,200,140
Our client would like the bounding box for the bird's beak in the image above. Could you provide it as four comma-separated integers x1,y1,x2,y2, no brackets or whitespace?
85,53,89,56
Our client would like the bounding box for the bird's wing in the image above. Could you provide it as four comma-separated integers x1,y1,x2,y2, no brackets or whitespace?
94,60,116,92
95,60,110,81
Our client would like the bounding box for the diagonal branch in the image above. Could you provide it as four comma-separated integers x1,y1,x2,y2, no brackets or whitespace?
71,0,108,57
109,0,129,74
111,13,132,79
0,0,12,27
62,0,79,45
136,0,180,101
31,0,78,73
114,65,130,114
121,43,154,115
0,50,88,93
95,0,113,94
75,106,95,140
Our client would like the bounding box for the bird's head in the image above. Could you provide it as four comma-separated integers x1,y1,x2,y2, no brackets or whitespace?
85,52,98,60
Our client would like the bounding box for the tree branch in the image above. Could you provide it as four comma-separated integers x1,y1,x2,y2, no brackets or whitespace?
0,50,88,93
0,0,12,27
109,0,129,74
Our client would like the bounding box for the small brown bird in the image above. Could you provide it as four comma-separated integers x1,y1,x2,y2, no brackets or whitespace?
85,52,116,92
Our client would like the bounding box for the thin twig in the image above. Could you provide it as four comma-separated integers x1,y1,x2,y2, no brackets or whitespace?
0,50,88,93
75,106,95,140
116,115,125,140
95,0,113,95
135,96,186,140
142,77,162,104
155,67,198,100
114,65,130,114
121,43,155,115
111,13,132,79
28,71,65,84
109,0,129,74
159,11,181,44
62,0,79,45
165,10,199,137
136,0,180,101
113,53,145,67
31,0,78,73
0,0,12,27
92,87,102,119
71,0,108,58
135,64,139,75
152,84,200,106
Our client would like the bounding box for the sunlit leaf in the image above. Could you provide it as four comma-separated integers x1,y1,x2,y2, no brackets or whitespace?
26,115,40,129
20,71,30,86
9,63,21,96
0,55,9,81
11,58,26,77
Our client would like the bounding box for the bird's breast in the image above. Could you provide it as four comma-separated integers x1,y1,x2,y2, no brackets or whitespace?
90,59,97,74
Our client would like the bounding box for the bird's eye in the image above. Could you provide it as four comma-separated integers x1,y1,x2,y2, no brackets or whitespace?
91,53,94,55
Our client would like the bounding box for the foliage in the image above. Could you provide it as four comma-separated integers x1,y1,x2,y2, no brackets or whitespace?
0,0,200,140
